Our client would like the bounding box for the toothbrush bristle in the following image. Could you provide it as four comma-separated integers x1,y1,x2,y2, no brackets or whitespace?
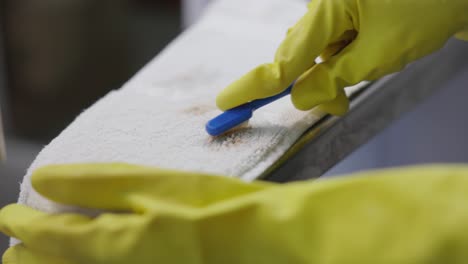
214,121,250,137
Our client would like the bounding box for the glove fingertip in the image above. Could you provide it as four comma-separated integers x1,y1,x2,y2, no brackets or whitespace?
215,92,233,111
31,165,70,195
216,63,291,111
317,90,350,116
0,204,32,223
2,246,18,264
30,169,53,199
0,204,44,239
291,95,314,111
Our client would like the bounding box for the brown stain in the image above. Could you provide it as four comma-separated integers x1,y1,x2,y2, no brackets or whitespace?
207,122,251,147
182,105,214,116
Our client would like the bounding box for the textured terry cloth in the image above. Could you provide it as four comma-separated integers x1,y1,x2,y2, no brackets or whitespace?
14,0,364,227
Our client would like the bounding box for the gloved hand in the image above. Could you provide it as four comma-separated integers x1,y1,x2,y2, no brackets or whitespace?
0,163,272,264
3,164,468,263
216,0,468,115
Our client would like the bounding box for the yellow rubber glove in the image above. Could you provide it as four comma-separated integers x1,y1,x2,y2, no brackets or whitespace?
4,164,468,263
216,0,468,116
0,164,273,264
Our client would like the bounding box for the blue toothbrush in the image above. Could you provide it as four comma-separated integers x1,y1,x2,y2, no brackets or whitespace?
206,84,294,136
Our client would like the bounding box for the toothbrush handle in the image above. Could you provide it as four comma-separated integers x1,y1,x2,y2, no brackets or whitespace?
249,84,293,110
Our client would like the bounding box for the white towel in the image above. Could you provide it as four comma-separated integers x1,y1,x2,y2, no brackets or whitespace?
16,0,365,218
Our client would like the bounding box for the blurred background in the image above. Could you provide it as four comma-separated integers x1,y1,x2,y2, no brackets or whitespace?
1,0,468,254
0,0,187,253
